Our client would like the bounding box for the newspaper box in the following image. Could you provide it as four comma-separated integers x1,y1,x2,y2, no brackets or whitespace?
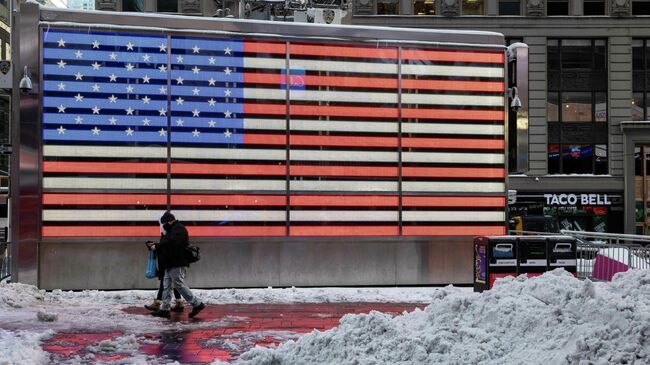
547,237,577,276
474,236,518,292
518,236,548,279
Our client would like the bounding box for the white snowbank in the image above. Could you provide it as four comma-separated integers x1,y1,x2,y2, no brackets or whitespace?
0,329,52,365
238,269,650,365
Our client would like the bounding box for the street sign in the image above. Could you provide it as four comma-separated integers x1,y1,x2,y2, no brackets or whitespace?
0,144,11,155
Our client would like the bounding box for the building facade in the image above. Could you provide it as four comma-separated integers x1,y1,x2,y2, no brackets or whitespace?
95,0,650,235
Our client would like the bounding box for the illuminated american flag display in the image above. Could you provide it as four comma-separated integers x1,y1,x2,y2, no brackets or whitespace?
41,29,506,238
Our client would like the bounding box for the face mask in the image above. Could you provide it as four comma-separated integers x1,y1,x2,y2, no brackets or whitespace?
163,222,172,232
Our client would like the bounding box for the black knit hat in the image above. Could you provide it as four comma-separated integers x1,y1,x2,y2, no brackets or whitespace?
160,211,176,224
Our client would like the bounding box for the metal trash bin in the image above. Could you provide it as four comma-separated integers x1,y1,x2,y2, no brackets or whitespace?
474,236,518,292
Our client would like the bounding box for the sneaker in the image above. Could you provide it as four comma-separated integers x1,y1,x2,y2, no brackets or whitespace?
144,300,161,311
171,299,185,312
151,309,170,318
188,303,205,318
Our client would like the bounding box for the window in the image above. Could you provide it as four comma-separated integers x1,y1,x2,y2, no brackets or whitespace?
633,1,650,15
413,0,436,15
547,39,608,175
499,0,520,14
584,0,605,15
123,0,144,11
632,40,650,120
157,0,178,12
377,0,400,14
462,0,484,14
547,0,569,15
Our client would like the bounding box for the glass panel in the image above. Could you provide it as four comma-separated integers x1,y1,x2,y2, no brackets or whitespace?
636,146,643,176
583,0,605,15
647,93,650,120
462,0,484,14
595,144,607,175
563,144,592,174
377,0,400,14
646,151,650,176
594,41,607,70
646,40,650,70
632,92,645,121
595,92,607,122
547,40,561,71
547,0,569,15
123,0,145,11
499,0,520,14
157,0,178,12
633,40,644,71
413,0,437,14
548,144,560,174
561,40,592,69
562,92,592,122
633,1,650,15
548,92,559,121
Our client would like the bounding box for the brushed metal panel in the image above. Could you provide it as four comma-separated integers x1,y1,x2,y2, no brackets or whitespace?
395,237,474,285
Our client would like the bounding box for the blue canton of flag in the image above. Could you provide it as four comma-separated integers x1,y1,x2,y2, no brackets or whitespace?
42,29,169,143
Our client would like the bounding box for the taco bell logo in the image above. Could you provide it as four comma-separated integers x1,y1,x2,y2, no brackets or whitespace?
544,194,611,206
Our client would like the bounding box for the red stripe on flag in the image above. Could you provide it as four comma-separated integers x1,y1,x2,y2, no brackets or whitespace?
290,165,398,177
290,135,398,148
172,163,286,175
401,49,504,64
402,196,506,207
43,161,167,174
402,137,504,150
42,193,167,205
290,44,397,59
290,195,399,207
171,194,286,206
244,73,397,89
243,41,287,54
188,226,286,237
290,226,399,236
246,104,399,118
43,226,159,237
402,108,504,121
402,79,504,93
402,226,506,236
402,166,505,179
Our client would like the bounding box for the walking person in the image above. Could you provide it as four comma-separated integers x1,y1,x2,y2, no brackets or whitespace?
144,241,185,313
150,211,205,318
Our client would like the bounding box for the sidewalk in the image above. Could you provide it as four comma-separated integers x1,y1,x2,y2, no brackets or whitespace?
42,302,425,364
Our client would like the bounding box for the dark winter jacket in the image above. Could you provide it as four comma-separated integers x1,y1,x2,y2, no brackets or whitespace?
156,221,190,270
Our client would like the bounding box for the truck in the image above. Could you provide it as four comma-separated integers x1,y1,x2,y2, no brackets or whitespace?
9,2,526,289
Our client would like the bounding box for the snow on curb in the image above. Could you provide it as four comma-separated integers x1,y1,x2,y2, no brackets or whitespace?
237,269,650,365
0,329,52,365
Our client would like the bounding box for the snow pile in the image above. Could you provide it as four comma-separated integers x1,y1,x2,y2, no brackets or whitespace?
88,334,140,354
0,329,52,365
36,310,58,322
238,269,650,365
0,282,45,309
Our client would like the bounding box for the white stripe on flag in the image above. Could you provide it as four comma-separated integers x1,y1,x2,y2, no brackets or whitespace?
43,209,286,222
402,152,504,164
402,123,504,136
172,148,286,161
44,145,167,158
402,181,505,193
402,211,505,222
290,210,398,221
290,180,398,192
290,150,398,162
43,177,166,190
402,94,503,107
289,119,398,133
401,64,504,78
171,179,286,191
286,59,398,74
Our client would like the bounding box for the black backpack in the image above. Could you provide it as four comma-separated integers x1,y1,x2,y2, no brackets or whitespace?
185,245,200,264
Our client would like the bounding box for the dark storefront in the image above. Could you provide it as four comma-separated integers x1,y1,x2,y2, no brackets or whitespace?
509,192,624,234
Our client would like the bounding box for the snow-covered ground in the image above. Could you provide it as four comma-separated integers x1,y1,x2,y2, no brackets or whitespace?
1,269,650,364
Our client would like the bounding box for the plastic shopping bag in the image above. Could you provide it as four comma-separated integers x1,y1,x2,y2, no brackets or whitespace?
145,250,157,279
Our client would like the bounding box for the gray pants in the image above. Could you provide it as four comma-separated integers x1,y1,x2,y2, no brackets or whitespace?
161,266,201,310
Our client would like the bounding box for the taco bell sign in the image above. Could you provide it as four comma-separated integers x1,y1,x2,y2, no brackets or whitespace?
544,194,611,206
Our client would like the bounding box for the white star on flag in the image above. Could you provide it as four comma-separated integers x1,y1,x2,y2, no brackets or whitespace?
108,95,118,103
57,38,66,47
208,120,216,127
192,66,201,74
125,63,135,71
176,76,184,85
224,129,232,138
57,82,66,90
126,107,135,115
58,105,66,113
75,116,83,124
57,126,66,134
142,54,151,62
126,85,134,93
92,40,101,49
208,98,216,106
192,88,200,95
142,118,151,126
192,109,200,117
176,97,184,105
142,75,151,83
125,127,134,136
192,45,200,53
109,74,117,82
208,78,216,86
176,55,184,63
75,50,83,59
142,96,151,104
92,84,101,92
159,43,167,52
74,93,84,102
92,106,101,114
192,129,200,137
176,119,184,126
57,60,66,68
109,117,118,125
91,62,101,70
126,42,134,51
224,89,232,97
224,67,232,75
224,110,232,118
109,52,117,60
159,128,167,137
91,126,101,135
159,86,167,94
75,72,83,80
158,65,167,72
224,47,232,55
159,108,167,116
208,57,216,65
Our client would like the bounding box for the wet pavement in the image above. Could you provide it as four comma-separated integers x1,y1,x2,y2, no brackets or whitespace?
42,303,425,364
